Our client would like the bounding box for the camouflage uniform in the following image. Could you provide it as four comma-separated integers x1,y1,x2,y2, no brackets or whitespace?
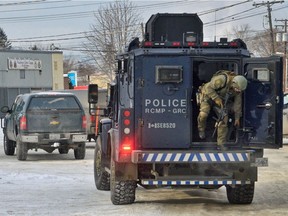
197,70,243,146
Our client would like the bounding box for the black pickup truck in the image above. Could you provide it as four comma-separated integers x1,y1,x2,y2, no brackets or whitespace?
1,92,87,160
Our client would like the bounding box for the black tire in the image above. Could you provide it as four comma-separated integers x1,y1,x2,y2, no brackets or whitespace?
16,136,28,161
110,159,136,205
226,182,255,204
94,138,110,190
3,134,16,156
58,146,69,154
74,142,86,159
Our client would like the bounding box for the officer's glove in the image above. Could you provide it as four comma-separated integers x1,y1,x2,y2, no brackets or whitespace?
234,119,240,127
214,97,223,108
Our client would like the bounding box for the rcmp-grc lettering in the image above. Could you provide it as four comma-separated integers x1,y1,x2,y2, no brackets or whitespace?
145,99,186,107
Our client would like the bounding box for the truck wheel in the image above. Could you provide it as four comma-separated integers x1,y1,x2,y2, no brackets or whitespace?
16,136,28,161
94,139,110,190
4,134,16,156
110,159,137,205
74,142,86,159
226,182,255,204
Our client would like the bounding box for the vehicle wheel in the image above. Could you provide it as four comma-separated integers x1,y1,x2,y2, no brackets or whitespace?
58,146,69,154
94,137,110,190
110,158,136,205
16,136,28,161
3,134,16,156
74,142,86,159
226,182,255,204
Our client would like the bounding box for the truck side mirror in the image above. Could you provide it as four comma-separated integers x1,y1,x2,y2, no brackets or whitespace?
1,106,10,113
88,84,98,104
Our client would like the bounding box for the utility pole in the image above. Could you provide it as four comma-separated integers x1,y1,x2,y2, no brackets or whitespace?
275,19,287,56
253,1,284,54
275,19,288,92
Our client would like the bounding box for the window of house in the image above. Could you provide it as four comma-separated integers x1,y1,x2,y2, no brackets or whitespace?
20,70,25,79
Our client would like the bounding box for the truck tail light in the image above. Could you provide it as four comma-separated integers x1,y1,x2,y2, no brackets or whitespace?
121,137,132,152
20,115,27,131
82,115,87,129
120,109,134,154
90,115,95,123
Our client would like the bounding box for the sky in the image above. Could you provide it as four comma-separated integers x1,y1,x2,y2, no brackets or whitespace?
0,0,287,61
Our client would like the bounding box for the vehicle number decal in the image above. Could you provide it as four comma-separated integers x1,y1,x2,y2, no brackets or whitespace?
148,123,176,129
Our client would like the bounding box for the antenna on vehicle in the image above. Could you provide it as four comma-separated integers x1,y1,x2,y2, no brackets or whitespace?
214,10,217,42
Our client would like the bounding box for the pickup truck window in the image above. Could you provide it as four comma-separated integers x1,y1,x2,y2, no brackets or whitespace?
28,96,81,110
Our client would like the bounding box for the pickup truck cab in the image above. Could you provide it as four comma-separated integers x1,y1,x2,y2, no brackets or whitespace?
1,92,87,160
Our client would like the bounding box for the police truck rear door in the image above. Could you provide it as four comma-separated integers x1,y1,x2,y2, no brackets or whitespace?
243,56,283,148
134,54,192,149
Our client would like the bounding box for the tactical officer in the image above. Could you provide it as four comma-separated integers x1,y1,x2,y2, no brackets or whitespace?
197,70,248,149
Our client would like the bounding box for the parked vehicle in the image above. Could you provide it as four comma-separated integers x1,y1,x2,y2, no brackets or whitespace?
55,87,107,142
1,92,87,160
89,13,283,205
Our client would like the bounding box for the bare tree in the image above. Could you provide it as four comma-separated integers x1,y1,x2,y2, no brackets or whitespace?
83,0,142,83
63,56,77,74
227,24,280,57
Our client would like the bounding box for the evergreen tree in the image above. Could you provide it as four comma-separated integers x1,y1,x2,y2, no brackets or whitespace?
0,27,12,49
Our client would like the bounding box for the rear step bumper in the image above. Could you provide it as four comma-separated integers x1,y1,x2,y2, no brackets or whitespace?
132,150,254,164
141,179,252,186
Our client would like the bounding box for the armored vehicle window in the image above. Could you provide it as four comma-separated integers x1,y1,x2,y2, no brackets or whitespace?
252,68,270,82
155,65,183,83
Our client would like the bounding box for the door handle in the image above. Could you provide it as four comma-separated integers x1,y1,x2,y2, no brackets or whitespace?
256,102,272,109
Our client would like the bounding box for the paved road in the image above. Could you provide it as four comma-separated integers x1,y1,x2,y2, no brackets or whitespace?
0,139,288,216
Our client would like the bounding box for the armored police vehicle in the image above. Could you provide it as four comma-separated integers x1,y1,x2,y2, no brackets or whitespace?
89,13,283,205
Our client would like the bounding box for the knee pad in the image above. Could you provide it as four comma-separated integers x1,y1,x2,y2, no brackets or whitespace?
198,111,208,122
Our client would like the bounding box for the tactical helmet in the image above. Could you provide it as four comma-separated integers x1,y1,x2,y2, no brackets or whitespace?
232,75,247,91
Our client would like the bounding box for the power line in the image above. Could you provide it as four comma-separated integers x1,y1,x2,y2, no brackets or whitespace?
253,0,284,54
8,0,287,47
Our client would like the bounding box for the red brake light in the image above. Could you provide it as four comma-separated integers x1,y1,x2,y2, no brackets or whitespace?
229,42,238,47
90,115,96,123
123,110,131,117
82,115,87,129
124,119,130,126
172,42,181,47
20,116,27,130
202,42,209,46
144,41,153,47
187,42,196,47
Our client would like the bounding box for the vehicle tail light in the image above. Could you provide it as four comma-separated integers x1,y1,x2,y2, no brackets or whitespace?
20,115,27,131
82,115,87,129
121,137,132,153
90,115,95,123
119,109,134,158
